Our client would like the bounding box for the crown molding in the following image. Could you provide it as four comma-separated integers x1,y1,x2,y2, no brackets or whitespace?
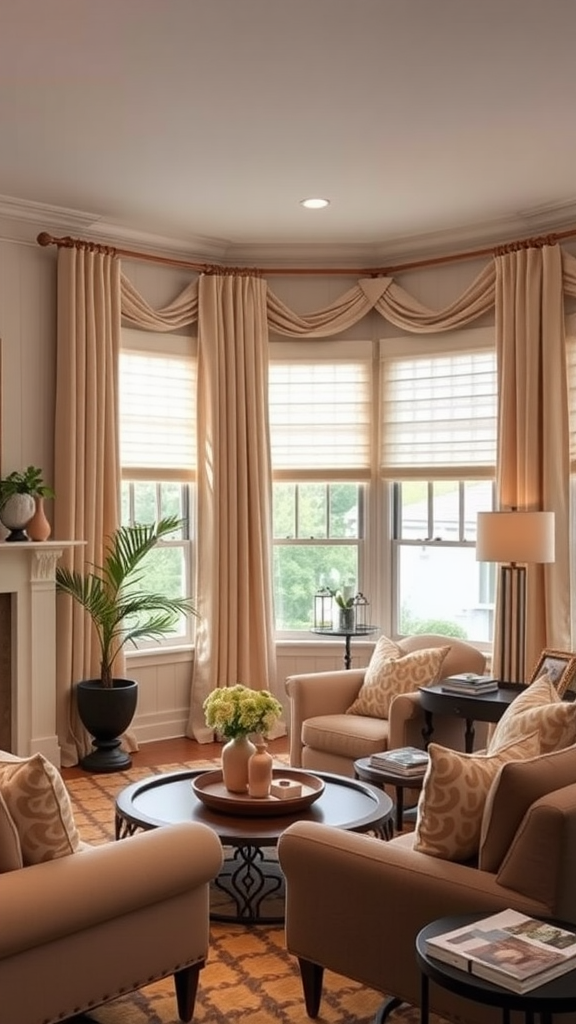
2,193,576,270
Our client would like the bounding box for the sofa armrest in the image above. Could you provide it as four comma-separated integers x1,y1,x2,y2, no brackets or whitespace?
285,670,366,766
278,821,549,1006
0,821,223,959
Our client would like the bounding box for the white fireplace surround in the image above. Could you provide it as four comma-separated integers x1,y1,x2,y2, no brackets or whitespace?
0,540,80,767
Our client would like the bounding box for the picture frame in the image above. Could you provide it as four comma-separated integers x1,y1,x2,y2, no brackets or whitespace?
529,649,576,697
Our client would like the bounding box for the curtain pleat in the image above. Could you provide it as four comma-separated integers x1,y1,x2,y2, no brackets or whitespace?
190,275,279,739
54,247,131,765
495,245,570,678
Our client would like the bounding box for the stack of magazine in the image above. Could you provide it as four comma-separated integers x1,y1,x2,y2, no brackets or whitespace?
425,909,576,993
440,673,499,696
369,746,429,775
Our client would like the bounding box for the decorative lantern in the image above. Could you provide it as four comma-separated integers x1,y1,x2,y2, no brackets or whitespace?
314,586,333,629
353,592,370,632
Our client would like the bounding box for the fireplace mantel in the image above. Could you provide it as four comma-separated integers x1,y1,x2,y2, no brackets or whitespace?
0,540,82,766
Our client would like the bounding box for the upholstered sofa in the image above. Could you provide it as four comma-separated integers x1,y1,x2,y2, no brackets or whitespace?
279,717,576,1024
286,634,487,777
0,750,223,1024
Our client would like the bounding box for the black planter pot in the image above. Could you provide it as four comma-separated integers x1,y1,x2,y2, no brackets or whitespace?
76,678,138,773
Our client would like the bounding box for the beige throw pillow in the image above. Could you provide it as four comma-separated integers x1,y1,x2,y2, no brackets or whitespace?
413,731,540,862
0,753,81,865
488,674,576,755
479,743,576,873
346,640,450,719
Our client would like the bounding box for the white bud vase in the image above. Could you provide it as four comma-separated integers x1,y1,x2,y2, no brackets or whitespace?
248,737,274,798
221,734,256,794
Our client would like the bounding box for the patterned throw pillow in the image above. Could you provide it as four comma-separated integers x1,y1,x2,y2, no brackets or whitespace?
0,791,23,872
0,753,80,865
413,731,540,862
488,674,576,755
346,640,450,719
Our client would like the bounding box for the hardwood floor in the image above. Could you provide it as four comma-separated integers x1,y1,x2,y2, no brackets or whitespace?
60,734,290,780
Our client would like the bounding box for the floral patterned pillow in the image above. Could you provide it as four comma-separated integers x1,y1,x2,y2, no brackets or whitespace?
413,731,541,862
346,640,450,719
488,674,576,755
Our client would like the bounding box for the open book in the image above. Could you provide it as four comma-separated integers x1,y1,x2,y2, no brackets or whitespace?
425,910,576,993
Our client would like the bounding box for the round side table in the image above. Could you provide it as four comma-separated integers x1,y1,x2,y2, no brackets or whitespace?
416,914,576,1024
354,756,425,833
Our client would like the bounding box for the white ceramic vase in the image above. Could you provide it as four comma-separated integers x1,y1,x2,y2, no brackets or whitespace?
221,734,256,794
0,493,35,541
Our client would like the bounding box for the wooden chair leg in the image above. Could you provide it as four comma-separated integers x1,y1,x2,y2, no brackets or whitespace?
298,956,324,1018
174,960,204,1022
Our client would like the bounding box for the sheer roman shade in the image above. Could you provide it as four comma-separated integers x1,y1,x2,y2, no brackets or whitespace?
380,336,497,480
269,341,372,481
120,330,197,481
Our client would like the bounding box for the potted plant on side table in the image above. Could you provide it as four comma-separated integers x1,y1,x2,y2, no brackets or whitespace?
55,515,197,773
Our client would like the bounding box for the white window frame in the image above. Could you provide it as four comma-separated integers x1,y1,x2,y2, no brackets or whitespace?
380,327,497,646
120,328,197,651
269,339,373,638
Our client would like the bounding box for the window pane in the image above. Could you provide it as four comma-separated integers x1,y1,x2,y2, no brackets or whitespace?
128,546,189,639
273,484,296,538
329,484,361,538
298,484,328,539
273,544,358,630
398,544,493,642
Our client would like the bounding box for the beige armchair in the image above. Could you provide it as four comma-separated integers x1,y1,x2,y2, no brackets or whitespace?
286,634,487,777
278,743,576,1024
1,821,223,1024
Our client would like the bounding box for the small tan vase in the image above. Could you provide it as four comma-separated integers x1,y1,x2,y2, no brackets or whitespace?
248,737,274,798
221,734,256,794
26,496,52,542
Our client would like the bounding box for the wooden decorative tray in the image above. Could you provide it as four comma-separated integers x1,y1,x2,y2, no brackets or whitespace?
191,768,325,817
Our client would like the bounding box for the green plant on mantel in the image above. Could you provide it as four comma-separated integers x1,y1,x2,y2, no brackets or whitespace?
0,465,55,507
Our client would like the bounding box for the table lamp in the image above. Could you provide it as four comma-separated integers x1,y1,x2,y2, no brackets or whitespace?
476,510,555,684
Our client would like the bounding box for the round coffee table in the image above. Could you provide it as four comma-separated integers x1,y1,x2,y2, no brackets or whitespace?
354,757,425,833
115,767,393,924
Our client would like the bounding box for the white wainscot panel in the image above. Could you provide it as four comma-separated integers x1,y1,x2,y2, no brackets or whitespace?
127,649,194,744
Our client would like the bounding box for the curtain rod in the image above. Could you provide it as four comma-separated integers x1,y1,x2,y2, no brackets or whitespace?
36,225,576,277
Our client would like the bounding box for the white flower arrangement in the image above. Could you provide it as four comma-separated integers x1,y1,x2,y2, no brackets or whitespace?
203,684,283,739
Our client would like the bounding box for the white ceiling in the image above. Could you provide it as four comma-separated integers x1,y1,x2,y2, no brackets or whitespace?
3,0,576,264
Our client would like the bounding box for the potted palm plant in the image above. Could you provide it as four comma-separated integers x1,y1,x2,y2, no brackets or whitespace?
55,515,197,773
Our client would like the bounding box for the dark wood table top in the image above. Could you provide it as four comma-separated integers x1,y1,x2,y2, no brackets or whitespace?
115,767,393,845
417,914,576,1011
418,682,526,723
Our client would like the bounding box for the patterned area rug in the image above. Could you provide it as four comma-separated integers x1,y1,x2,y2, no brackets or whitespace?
65,761,420,1024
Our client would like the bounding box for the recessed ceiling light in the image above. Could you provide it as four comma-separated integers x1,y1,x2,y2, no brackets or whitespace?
300,198,330,209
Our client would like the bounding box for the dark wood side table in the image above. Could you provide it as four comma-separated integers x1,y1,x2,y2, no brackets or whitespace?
353,756,425,833
416,914,576,1024
310,624,379,669
418,683,526,753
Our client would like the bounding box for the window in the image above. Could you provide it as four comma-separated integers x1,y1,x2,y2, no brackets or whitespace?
269,341,372,633
381,331,497,643
120,329,197,648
